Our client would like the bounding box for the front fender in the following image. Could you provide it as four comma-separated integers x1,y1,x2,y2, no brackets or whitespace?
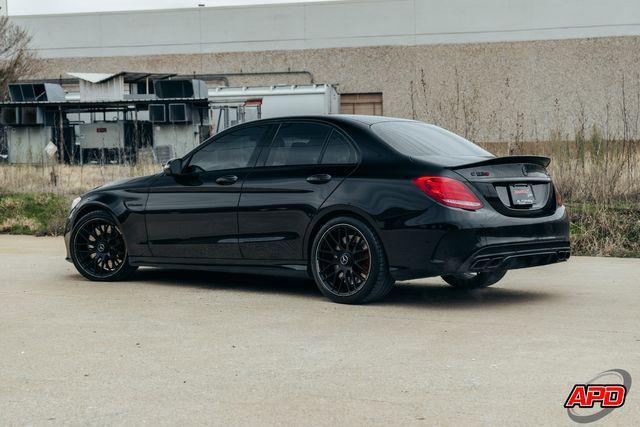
67,189,151,257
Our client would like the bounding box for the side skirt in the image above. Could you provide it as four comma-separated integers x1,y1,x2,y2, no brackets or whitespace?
128,257,311,279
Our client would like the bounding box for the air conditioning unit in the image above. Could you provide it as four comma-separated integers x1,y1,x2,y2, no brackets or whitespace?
149,104,166,123
154,79,208,99
168,103,192,123
155,80,193,99
1,108,20,125
1,107,47,126
20,107,45,125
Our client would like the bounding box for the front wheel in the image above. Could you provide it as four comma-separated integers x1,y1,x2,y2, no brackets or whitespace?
311,217,394,304
70,210,138,281
441,269,507,289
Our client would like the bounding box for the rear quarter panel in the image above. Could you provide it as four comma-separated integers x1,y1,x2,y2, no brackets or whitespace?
312,161,447,272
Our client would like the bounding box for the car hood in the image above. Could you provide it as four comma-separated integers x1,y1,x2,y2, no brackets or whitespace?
88,174,159,194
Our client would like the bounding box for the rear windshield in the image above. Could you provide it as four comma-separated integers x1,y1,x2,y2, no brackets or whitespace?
371,121,492,157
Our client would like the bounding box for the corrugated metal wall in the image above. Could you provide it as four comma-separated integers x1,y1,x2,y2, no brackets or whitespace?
79,76,124,101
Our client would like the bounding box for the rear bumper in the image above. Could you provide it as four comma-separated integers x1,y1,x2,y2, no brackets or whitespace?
457,240,570,274
385,206,570,280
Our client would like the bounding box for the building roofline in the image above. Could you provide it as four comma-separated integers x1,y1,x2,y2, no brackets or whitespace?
7,0,361,18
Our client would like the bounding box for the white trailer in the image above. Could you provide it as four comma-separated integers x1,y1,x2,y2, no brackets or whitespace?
208,84,339,133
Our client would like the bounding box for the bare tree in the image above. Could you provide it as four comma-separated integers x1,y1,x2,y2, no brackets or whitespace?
0,16,36,99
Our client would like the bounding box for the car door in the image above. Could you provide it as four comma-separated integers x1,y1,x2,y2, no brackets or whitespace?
238,121,359,261
144,124,274,260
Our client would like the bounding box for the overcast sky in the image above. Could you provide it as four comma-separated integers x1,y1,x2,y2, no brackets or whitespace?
8,0,334,15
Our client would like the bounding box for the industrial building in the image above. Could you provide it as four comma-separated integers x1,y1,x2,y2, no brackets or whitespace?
0,74,209,164
0,72,339,163
4,0,640,161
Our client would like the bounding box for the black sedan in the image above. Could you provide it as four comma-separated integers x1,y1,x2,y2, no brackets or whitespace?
65,115,570,304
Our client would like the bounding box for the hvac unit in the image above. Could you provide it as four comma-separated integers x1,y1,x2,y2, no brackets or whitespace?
0,107,47,126
155,80,193,98
149,104,166,123
78,122,125,150
149,104,166,122
1,107,20,125
168,103,191,123
20,107,45,125
154,79,208,99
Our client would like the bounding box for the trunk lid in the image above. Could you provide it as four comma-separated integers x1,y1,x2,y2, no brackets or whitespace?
449,156,558,217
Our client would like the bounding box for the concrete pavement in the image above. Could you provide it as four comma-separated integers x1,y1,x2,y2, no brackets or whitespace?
0,235,639,425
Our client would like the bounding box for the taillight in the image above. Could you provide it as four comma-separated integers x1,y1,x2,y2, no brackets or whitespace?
555,186,563,207
412,176,483,210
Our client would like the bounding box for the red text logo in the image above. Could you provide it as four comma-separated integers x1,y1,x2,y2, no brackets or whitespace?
564,384,627,409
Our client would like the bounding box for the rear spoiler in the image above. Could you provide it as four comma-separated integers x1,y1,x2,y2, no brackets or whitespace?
450,155,551,169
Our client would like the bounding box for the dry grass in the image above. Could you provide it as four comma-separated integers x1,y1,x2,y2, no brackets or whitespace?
0,162,160,196
479,130,640,257
0,216,38,233
479,134,640,204
568,203,640,257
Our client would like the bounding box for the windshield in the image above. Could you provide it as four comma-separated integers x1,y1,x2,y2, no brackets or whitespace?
371,121,492,158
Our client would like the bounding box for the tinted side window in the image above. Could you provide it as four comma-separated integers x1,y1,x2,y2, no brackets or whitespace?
321,131,356,164
265,123,332,167
188,125,269,172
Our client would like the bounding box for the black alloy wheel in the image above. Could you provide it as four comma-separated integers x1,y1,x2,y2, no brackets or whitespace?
316,223,371,296
311,217,395,304
71,211,137,281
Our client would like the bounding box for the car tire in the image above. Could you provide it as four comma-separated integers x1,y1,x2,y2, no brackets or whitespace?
70,210,138,282
310,216,394,304
441,269,507,289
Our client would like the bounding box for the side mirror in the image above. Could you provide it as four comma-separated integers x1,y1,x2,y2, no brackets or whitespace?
163,158,183,176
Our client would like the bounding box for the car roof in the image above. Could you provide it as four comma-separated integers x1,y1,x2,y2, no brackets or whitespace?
244,114,417,126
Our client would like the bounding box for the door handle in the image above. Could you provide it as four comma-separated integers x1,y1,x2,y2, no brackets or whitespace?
216,175,238,185
306,174,332,184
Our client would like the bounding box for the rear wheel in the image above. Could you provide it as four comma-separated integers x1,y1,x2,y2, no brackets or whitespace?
70,210,137,281
311,217,394,304
441,269,507,289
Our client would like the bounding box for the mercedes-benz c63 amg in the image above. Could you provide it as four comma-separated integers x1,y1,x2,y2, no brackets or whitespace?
66,115,570,304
